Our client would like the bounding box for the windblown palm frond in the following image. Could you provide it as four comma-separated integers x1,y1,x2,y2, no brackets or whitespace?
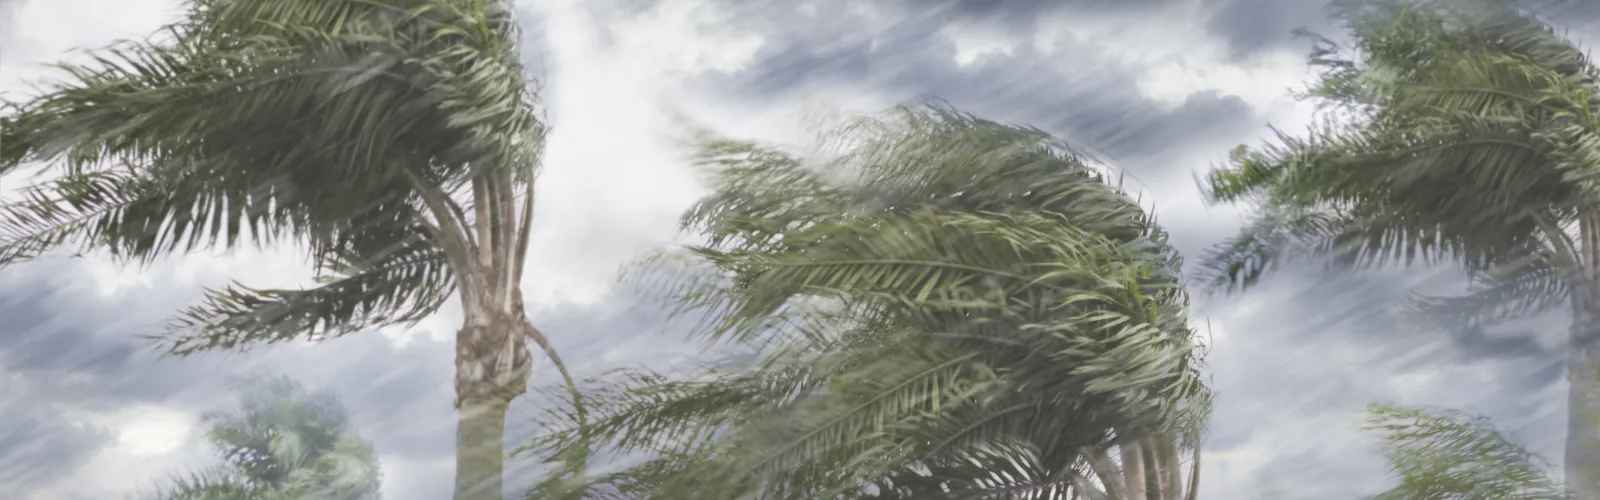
4,1,572,497
0,0,541,352
1401,250,1568,329
520,103,1210,499
1365,403,1567,500
1200,0,1600,299
1199,1,1600,493
130,375,382,500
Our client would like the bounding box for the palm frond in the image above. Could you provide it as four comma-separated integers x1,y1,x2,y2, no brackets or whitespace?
154,228,454,355
135,374,380,500
131,467,262,500
1200,0,1600,302
521,102,1209,499
0,0,548,353
1366,403,1568,500
1402,250,1568,328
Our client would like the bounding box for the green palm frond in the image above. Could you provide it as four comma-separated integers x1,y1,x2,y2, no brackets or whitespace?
132,375,382,500
1199,0,1598,328
156,230,455,355
521,103,1209,499
1402,250,1568,329
1366,403,1567,500
130,468,264,500
0,0,546,355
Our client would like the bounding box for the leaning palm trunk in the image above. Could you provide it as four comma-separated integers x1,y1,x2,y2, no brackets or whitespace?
1568,216,1600,495
1077,433,1199,500
0,2,584,499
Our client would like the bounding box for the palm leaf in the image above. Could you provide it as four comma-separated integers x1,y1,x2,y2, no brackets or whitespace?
520,103,1210,499
1366,403,1568,500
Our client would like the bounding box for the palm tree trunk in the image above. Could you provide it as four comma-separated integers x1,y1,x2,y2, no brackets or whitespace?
1570,216,1600,499
1182,444,1200,500
1151,437,1182,500
1141,437,1164,499
1570,302,1600,499
453,311,534,500
1119,440,1147,500
456,396,512,499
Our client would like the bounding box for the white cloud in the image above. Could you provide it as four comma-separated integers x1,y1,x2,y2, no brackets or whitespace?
1037,1,1314,112
595,0,765,76
1,0,180,89
940,22,1022,67
44,406,212,500
107,405,194,457
516,0,710,308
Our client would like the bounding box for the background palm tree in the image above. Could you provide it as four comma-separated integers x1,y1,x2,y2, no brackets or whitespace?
0,1,579,498
1198,0,1600,494
519,103,1210,499
131,374,382,500
1364,403,1568,500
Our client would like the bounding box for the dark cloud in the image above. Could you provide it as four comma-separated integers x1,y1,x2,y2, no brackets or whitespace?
1522,0,1600,23
668,0,1259,175
1196,266,1568,489
1202,0,1332,60
0,393,113,492
0,257,707,498
888,0,1172,32
0,267,233,410
1195,0,1600,63
1193,271,1567,496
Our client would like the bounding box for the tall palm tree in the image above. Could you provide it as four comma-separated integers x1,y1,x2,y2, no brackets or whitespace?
133,375,382,500
1198,0,1600,495
0,1,578,498
519,103,1210,499
1364,403,1568,500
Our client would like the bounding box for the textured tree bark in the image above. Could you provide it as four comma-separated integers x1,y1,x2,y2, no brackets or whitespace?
1182,445,1200,500
455,396,511,500
1119,440,1147,500
1569,303,1600,500
453,312,533,500
1141,437,1163,500
1572,216,1600,500
1152,437,1181,499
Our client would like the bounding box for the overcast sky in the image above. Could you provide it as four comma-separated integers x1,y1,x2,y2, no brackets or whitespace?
2,0,1597,498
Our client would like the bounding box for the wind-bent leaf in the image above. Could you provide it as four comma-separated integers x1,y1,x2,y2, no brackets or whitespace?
1198,1,1600,496
131,375,382,500
521,103,1210,499
1366,403,1567,500
1200,0,1600,299
0,0,546,354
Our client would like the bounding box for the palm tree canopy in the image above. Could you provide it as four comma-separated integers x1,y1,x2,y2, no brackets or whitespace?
133,375,382,500
0,0,543,354
1365,403,1568,500
1199,0,1599,325
520,103,1211,499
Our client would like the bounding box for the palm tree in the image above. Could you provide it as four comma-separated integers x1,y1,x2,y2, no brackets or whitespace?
0,1,577,499
1197,0,1600,495
519,103,1210,499
1364,403,1568,500
132,375,382,500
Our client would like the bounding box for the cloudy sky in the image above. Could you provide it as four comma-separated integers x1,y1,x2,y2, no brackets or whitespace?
2,0,1598,498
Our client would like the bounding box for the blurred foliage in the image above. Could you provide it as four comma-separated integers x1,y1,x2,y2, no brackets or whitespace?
1365,403,1566,500
129,374,382,500
517,102,1210,499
